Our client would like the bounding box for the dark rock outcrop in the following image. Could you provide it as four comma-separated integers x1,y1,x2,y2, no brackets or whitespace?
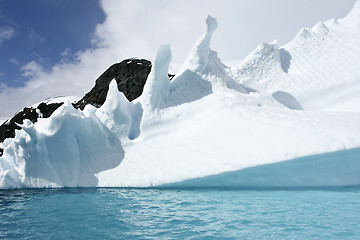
37,102,64,118
73,59,152,110
168,73,175,80
0,107,38,144
0,58,153,156
0,102,63,147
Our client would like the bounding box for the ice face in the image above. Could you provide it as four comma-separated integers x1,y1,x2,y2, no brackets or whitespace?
0,100,125,188
140,44,172,111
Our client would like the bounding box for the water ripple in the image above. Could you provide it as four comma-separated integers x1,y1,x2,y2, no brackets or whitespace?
1,188,360,239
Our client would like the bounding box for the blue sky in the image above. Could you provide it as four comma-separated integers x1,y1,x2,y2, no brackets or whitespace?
0,0,357,117
0,0,104,87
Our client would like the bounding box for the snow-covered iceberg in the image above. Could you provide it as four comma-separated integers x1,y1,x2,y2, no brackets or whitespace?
0,83,128,188
1,2,360,189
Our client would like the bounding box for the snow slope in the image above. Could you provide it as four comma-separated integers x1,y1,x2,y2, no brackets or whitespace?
99,86,360,187
231,1,360,112
1,2,360,188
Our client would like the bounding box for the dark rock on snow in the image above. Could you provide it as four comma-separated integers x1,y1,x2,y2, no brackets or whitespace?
0,103,64,141
0,107,38,143
37,102,64,118
0,102,63,153
0,58,158,156
168,73,175,80
73,59,152,110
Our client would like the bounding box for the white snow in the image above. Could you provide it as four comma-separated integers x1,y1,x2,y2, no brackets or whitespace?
230,1,360,112
0,100,124,188
98,85,360,187
32,95,81,108
140,44,172,111
1,1,360,189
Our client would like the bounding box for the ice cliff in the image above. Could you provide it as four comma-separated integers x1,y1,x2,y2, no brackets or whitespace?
1,2,360,189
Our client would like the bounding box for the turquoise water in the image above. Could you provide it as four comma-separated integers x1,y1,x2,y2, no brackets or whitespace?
1,187,360,239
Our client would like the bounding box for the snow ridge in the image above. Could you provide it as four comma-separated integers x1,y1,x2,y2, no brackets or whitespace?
231,41,288,93
231,5,360,112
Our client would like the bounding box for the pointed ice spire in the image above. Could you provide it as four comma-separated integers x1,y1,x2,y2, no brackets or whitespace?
181,15,218,74
96,80,142,140
96,80,132,133
141,44,172,110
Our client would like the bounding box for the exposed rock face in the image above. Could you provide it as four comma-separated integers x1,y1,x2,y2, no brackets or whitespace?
74,59,152,110
37,102,64,118
168,73,175,80
0,58,153,156
0,102,63,156
0,107,38,143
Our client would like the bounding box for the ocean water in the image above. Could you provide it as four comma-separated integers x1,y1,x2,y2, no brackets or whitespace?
1,187,360,239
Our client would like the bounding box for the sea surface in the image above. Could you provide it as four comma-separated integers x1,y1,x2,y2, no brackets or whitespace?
1,187,360,239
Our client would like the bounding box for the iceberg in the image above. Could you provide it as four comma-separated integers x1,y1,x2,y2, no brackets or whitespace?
0,100,124,188
1,1,360,189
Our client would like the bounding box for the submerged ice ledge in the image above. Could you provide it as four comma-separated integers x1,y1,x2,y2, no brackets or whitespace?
160,148,360,188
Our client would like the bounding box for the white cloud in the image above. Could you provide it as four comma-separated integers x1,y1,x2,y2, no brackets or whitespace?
0,26,15,45
60,48,72,57
0,0,356,117
59,48,76,64
29,28,46,44
21,61,45,78
9,57,20,65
